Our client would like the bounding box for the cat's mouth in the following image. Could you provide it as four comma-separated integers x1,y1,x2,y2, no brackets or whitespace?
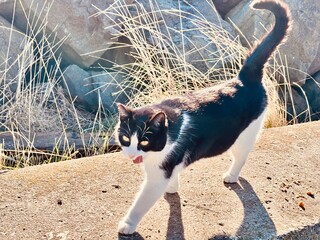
132,155,143,164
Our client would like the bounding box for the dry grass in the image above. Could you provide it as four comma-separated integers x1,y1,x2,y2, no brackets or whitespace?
0,0,112,169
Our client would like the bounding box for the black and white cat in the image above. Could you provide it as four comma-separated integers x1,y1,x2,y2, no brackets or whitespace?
116,0,290,235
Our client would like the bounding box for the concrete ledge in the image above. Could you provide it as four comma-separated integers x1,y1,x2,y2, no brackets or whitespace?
0,121,319,239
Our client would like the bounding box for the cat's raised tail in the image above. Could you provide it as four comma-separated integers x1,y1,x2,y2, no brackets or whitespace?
239,0,291,84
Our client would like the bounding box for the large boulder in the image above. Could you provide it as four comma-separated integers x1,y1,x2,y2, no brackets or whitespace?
0,15,33,96
212,0,242,18
62,65,129,114
226,0,320,85
302,71,320,120
0,0,133,68
127,0,237,73
282,86,309,123
280,70,320,123
90,36,136,70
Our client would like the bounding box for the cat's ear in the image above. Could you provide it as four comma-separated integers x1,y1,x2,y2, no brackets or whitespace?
117,103,132,121
150,112,168,128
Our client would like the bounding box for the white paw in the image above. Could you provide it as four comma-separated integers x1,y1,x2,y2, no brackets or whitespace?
223,172,239,183
118,219,137,235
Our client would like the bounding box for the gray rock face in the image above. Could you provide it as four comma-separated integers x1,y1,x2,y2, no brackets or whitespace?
91,36,136,70
212,0,242,18
283,86,309,123
226,0,320,85
63,65,129,114
0,0,133,68
302,71,320,120
0,15,32,95
128,0,236,73
282,70,320,123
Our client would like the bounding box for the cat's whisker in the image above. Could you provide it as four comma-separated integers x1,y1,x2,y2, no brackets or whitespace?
145,130,153,135
119,127,131,138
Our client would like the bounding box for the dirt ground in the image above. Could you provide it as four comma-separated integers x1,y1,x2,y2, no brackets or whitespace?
0,121,319,240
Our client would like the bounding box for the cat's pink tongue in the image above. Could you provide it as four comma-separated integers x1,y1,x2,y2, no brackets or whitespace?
133,156,143,164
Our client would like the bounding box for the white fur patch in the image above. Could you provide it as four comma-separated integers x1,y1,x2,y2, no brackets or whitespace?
223,109,267,183
170,113,191,165
121,133,142,159
180,113,191,136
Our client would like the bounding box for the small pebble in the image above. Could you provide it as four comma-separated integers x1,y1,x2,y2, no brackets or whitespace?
307,191,315,198
298,201,305,210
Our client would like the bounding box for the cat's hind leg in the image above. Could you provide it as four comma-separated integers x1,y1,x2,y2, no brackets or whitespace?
223,110,266,183
166,174,179,193
166,162,185,193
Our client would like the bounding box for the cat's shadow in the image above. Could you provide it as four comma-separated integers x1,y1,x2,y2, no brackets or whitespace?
209,177,277,239
117,193,184,240
118,178,276,240
118,232,144,240
164,178,276,240
164,192,186,240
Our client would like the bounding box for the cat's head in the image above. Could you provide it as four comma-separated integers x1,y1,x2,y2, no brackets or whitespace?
116,103,168,164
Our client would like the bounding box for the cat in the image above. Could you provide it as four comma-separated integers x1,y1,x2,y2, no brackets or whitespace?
116,0,290,235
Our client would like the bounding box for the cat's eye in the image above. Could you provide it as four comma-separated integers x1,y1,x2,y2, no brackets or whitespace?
122,135,130,143
140,140,149,146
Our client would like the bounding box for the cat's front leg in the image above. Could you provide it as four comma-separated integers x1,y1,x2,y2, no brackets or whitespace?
118,170,169,235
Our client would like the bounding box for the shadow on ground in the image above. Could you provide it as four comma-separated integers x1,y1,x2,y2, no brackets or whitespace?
118,192,185,240
209,178,277,239
119,178,275,240
118,232,144,240
165,193,185,240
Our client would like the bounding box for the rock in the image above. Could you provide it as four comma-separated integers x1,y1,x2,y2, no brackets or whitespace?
128,0,236,73
226,0,320,85
212,0,242,18
0,15,32,95
0,0,133,68
91,36,136,70
282,85,310,123
302,71,320,120
279,55,320,123
62,65,129,114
